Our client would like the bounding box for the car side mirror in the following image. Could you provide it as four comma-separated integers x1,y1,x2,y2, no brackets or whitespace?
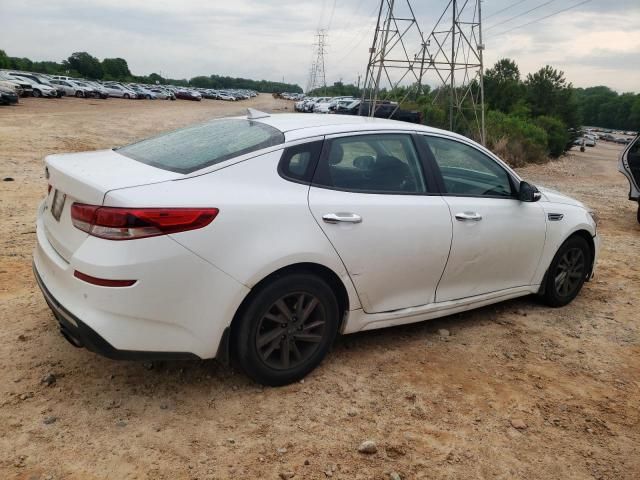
518,181,541,202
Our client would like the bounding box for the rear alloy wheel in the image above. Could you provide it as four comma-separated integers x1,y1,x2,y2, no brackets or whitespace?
234,274,339,386
542,236,591,307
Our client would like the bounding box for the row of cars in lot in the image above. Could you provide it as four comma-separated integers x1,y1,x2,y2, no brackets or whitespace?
0,69,257,105
573,129,636,149
293,95,422,123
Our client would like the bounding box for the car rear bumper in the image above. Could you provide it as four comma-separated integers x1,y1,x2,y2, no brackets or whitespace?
33,263,198,361
33,205,250,360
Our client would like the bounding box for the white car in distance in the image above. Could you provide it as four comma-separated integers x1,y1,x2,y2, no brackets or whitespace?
50,79,94,98
102,83,137,99
34,111,600,386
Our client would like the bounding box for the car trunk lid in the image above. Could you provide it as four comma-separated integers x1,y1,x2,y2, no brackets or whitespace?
43,149,181,261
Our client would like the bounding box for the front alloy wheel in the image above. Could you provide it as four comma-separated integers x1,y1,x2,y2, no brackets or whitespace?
542,236,591,307
234,273,339,386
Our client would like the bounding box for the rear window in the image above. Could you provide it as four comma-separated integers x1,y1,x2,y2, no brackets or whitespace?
117,119,284,174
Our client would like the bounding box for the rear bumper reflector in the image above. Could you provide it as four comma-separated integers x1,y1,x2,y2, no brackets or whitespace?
73,270,136,287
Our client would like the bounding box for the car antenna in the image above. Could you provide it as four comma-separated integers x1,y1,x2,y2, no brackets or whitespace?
247,108,270,119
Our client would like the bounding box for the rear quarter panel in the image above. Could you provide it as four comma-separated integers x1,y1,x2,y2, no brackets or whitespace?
104,149,361,310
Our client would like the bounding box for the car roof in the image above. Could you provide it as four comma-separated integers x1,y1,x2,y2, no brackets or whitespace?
252,113,458,142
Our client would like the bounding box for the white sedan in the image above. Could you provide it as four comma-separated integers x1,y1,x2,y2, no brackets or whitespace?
33,111,599,385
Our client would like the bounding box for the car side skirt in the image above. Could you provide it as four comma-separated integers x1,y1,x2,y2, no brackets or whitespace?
342,285,538,334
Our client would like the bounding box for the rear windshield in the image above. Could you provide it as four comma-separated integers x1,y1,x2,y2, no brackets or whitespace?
117,119,284,174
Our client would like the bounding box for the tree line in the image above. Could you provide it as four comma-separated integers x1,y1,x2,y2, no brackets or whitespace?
0,49,303,94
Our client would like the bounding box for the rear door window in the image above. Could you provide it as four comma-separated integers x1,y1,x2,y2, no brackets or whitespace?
313,134,427,194
117,119,285,174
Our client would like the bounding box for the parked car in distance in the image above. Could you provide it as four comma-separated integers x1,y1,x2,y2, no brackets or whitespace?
175,88,202,101
9,72,65,98
149,87,175,100
127,85,156,99
0,79,24,96
34,112,600,386
0,84,19,105
0,72,35,97
80,80,110,99
102,83,138,99
51,79,96,98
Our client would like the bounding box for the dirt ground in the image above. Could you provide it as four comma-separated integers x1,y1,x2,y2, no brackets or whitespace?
0,97,638,480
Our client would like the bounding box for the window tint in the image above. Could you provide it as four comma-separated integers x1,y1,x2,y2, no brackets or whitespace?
422,136,513,197
278,141,323,183
118,119,285,174
314,134,426,194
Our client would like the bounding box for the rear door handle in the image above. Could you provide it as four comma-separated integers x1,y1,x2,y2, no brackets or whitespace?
455,212,483,222
322,212,362,224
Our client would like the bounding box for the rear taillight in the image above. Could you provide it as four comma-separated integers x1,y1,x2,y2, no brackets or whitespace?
71,203,219,240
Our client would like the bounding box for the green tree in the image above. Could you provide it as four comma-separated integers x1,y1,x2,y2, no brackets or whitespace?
629,96,640,131
65,52,103,79
484,58,524,113
525,66,579,129
101,57,131,80
0,49,9,68
535,116,569,157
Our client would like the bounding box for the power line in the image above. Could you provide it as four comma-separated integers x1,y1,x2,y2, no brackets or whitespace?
326,0,338,31
317,0,327,31
484,0,527,20
485,0,558,31
335,3,381,63
489,0,592,37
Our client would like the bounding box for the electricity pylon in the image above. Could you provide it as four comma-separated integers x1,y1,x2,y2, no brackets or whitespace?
306,30,328,94
362,0,485,144
361,0,427,117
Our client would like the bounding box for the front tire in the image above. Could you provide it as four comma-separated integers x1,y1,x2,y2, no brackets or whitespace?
233,273,340,386
33,89,41,98
542,236,591,307
123,93,130,99
75,91,83,98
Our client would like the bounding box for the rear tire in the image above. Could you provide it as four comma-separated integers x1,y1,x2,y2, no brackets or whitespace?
541,236,591,307
233,273,339,386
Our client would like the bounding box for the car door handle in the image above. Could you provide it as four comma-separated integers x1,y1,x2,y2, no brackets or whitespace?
322,213,363,224
455,212,483,222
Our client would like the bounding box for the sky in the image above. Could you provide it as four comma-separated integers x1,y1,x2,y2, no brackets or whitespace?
1,0,639,92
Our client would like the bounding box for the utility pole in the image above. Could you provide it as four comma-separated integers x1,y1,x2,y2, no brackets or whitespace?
478,0,485,145
450,0,456,132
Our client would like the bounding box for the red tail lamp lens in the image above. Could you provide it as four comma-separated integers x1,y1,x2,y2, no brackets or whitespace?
71,204,219,240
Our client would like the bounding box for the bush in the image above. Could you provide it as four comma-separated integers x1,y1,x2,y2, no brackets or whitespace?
535,115,569,158
421,104,448,130
485,110,549,167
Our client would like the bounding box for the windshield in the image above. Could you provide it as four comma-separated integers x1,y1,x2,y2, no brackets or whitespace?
117,119,284,174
